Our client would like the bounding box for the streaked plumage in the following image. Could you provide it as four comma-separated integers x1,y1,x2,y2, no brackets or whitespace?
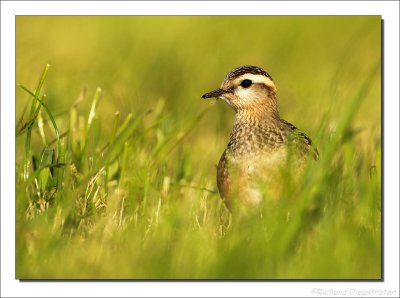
202,65,318,210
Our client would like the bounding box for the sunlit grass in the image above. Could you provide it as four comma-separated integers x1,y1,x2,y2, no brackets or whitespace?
15,16,381,279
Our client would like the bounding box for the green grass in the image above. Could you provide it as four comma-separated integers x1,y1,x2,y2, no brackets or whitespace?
15,16,381,279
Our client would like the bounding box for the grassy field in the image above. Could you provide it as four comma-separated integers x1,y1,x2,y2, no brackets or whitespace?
15,16,381,279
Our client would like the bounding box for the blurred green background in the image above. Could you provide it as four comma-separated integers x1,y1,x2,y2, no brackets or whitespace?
16,16,381,279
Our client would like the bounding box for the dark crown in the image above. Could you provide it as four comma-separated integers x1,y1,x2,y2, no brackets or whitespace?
223,65,273,83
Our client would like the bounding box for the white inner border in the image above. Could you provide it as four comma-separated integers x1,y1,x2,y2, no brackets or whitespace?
1,1,399,297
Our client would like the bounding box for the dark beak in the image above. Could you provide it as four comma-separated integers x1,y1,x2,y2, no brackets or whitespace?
201,88,227,99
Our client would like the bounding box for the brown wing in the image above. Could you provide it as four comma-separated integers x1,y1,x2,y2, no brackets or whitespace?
280,119,319,160
217,150,236,210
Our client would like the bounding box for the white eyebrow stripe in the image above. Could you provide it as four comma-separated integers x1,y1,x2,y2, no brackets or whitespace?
234,74,275,89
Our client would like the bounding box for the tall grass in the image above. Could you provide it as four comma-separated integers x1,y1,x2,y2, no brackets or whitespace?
15,16,381,279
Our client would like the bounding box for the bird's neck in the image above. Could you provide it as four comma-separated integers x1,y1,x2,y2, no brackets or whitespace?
234,104,280,127
228,106,281,152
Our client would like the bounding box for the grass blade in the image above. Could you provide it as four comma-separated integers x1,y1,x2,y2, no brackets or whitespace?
37,147,54,192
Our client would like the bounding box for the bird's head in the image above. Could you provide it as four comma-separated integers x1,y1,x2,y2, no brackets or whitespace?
202,65,278,115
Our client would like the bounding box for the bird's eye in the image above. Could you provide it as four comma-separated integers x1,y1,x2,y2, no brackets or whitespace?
240,79,252,88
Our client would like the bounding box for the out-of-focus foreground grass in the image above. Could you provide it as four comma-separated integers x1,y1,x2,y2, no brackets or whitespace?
15,16,381,279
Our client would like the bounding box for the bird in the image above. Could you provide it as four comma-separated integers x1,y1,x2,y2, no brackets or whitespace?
202,65,318,211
